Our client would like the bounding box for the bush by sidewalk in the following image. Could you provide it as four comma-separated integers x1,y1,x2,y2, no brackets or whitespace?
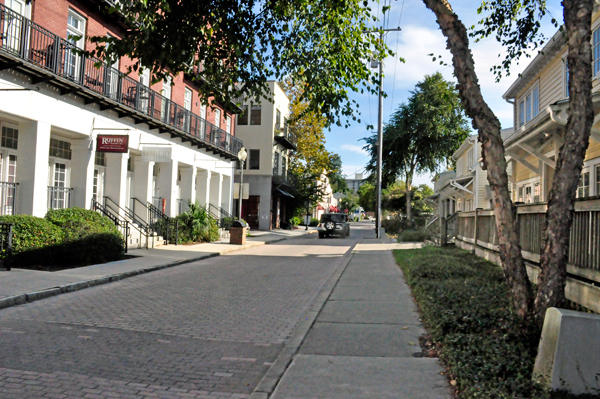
0,208,124,270
394,246,548,399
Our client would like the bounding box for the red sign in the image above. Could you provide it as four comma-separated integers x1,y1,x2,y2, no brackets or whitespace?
96,135,129,153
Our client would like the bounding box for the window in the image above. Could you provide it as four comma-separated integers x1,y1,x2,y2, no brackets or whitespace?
276,109,281,127
238,105,248,125
66,9,86,79
226,115,231,134
467,147,474,169
214,108,221,128
565,59,570,98
249,149,260,170
1,126,18,149
518,84,540,127
519,101,525,127
251,105,261,125
49,138,72,160
161,76,172,121
595,27,600,76
518,186,524,203
534,182,541,203
127,157,133,172
517,178,541,204
282,156,287,177
273,151,279,175
596,165,600,196
93,169,99,199
95,151,106,166
184,87,192,111
577,169,590,198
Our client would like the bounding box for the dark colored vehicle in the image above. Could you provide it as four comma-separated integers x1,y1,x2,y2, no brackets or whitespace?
318,213,350,239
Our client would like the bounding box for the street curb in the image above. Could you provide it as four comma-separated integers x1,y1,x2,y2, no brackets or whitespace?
0,232,315,311
249,235,363,399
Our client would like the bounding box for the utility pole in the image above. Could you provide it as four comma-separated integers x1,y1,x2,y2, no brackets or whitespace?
371,27,400,239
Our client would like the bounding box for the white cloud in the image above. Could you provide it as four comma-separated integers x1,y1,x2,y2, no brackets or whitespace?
341,144,368,155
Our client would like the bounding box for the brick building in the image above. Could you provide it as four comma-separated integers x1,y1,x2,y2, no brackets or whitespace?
0,0,242,246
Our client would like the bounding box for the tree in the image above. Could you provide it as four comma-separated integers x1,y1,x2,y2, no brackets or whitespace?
88,0,392,126
327,154,349,194
422,0,594,325
357,182,376,212
289,171,328,223
364,72,470,222
339,191,360,213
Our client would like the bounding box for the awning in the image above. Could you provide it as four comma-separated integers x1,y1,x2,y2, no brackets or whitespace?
317,205,324,210
275,187,294,198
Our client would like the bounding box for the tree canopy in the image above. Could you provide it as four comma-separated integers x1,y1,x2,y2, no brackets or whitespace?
363,72,470,220
89,0,392,126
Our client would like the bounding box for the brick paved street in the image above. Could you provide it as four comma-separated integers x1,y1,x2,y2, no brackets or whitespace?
0,229,366,398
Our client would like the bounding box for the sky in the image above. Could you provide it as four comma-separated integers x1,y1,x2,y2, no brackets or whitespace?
326,0,564,187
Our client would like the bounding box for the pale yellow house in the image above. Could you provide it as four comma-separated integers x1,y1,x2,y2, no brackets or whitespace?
503,21,600,202
429,128,513,220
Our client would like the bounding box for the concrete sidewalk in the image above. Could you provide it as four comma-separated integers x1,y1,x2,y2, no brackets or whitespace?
253,233,450,399
0,227,317,309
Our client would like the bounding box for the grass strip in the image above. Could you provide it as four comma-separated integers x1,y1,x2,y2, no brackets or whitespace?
394,245,548,399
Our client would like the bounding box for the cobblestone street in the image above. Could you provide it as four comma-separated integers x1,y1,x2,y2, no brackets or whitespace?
0,230,364,398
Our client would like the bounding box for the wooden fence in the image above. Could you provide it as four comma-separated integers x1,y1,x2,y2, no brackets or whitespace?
453,198,600,312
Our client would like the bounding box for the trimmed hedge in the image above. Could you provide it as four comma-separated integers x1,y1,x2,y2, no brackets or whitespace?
46,207,120,240
0,208,124,269
394,246,548,399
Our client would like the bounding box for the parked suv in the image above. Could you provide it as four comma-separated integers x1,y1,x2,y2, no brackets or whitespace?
318,213,350,239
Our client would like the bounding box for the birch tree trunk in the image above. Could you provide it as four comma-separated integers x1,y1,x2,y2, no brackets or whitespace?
422,0,532,318
534,0,594,325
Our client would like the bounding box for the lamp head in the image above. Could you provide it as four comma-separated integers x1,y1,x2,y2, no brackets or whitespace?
238,147,248,162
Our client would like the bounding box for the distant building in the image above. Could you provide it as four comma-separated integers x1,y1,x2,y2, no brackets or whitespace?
346,173,365,193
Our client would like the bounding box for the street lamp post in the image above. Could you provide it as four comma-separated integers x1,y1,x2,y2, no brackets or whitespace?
237,147,247,221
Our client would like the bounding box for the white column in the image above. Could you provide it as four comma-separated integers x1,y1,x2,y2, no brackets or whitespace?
221,174,232,213
18,121,51,217
70,138,95,209
158,159,178,217
180,167,197,205
105,152,129,216
196,170,211,207
133,157,154,222
209,172,223,209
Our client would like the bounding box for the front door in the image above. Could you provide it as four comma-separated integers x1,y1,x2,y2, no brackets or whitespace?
241,195,260,229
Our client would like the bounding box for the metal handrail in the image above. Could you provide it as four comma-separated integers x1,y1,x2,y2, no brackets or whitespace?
103,196,149,249
147,201,178,245
0,222,13,271
274,123,298,147
47,186,73,210
91,198,129,253
0,3,243,158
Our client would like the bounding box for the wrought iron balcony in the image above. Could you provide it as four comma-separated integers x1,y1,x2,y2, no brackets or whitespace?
0,4,243,161
274,123,298,150
0,182,17,215
47,186,73,210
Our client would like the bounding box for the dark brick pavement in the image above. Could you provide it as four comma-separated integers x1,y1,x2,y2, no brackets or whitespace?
0,235,357,398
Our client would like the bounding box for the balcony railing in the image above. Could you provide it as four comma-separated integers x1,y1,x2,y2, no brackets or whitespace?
0,182,17,215
47,186,73,210
274,123,298,150
0,3,243,160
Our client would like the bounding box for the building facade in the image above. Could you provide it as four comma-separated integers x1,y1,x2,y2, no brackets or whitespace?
0,0,241,246
234,81,297,230
345,173,365,193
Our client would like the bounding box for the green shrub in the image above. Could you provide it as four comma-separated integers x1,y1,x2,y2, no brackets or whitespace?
289,216,301,227
176,202,220,243
46,207,121,240
0,215,63,266
393,246,547,399
309,217,319,226
398,228,430,242
0,210,124,269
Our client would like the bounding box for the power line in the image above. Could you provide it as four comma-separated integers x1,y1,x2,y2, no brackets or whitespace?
389,0,405,114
